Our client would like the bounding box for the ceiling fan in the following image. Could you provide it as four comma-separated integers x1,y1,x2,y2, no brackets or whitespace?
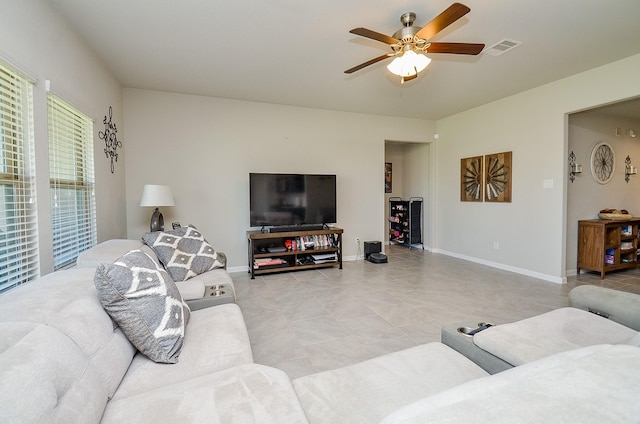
345,3,484,83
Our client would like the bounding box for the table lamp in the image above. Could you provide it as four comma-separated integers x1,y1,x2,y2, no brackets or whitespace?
139,184,175,232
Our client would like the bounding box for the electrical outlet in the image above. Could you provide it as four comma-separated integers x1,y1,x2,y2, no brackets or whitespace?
493,241,500,250
356,237,360,245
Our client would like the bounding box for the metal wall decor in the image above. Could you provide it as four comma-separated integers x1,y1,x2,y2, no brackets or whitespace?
99,106,122,173
460,156,483,202
460,151,512,203
590,141,614,184
484,151,512,202
569,150,582,183
625,155,637,183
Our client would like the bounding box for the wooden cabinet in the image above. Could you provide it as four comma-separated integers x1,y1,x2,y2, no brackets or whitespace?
247,227,343,279
577,219,640,279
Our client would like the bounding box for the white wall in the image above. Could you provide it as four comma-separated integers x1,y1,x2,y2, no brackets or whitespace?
566,110,640,274
434,53,640,282
123,89,434,270
9,0,639,281
0,0,126,274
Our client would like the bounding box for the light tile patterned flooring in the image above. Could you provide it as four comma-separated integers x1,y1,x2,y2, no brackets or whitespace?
230,245,640,379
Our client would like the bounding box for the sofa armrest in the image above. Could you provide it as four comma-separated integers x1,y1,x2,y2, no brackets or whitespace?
217,252,227,270
569,285,640,331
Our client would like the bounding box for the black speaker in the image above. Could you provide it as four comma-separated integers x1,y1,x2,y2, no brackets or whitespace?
364,241,381,259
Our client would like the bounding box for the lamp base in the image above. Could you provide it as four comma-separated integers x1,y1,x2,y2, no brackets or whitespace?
150,208,164,232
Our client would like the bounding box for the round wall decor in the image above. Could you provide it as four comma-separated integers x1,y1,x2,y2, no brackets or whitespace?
590,141,615,184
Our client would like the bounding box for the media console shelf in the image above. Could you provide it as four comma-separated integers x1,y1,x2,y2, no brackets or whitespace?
247,227,343,279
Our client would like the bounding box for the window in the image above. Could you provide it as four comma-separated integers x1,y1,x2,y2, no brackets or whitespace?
0,62,38,293
48,94,96,270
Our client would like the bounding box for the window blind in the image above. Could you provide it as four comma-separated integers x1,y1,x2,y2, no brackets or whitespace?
0,62,39,293
48,94,96,270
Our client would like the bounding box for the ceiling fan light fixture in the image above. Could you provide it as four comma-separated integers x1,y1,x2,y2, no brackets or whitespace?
345,4,483,79
386,49,431,78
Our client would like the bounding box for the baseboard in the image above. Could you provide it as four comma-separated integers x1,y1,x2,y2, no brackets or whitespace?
432,249,566,284
234,251,564,283
227,265,249,274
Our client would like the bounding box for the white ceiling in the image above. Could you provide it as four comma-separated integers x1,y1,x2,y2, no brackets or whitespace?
47,0,640,120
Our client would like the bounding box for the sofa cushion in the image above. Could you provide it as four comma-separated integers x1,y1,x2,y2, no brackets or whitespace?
292,342,488,424
94,249,190,364
0,322,108,424
76,238,144,268
140,243,163,267
380,344,640,423
174,275,207,300
473,307,637,366
626,332,640,346
142,226,225,282
102,364,309,423
111,303,254,400
0,268,135,399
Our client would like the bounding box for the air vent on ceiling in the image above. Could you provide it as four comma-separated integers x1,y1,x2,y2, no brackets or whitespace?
484,39,522,56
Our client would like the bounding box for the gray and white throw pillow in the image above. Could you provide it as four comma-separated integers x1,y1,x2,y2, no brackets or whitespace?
142,226,225,282
94,249,190,364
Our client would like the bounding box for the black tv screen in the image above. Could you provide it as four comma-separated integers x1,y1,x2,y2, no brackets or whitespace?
250,173,337,227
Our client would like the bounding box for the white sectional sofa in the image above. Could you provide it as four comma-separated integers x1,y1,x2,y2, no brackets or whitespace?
443,284,640,372
0,267,307,423
1,239,639,423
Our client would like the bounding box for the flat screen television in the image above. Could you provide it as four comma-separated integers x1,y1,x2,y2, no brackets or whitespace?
249,173,336,228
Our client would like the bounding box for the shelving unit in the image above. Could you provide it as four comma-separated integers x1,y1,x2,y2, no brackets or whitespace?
389,197,423,249
577,219,640,279
247,227,343,279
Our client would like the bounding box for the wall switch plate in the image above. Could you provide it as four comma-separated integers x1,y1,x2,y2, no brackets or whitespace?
543,179,554,189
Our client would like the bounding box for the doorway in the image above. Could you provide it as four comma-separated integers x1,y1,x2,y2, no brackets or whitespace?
384,140,432,250
566,97,640,275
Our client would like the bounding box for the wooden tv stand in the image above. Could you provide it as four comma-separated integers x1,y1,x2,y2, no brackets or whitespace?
247,227,343,279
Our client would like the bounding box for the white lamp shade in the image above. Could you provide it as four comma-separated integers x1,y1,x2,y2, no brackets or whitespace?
387,50,431,77
139,185,175,207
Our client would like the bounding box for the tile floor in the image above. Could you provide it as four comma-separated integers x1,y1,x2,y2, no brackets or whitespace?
231,244,640,379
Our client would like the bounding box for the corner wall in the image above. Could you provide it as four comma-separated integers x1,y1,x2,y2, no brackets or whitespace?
0,0,126,274
434,53,640,282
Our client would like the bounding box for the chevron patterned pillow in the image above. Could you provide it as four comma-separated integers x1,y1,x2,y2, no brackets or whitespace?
142,226,225,282
94,249,190,364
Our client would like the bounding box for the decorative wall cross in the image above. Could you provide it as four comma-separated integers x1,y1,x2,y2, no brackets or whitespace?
99,106,122,173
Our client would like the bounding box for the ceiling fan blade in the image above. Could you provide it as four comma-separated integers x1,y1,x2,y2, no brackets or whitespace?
401,74,418,84
344,54,392,74
349,27,399,45
415,3,471,41
427,42,484,55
